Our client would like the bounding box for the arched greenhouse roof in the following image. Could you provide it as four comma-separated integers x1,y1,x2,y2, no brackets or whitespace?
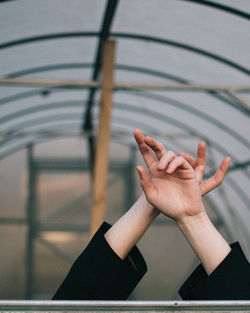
0,0,249,299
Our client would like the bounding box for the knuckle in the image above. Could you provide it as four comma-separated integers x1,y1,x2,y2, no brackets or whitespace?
168,150,176,157
177,155,184,161
141,145,149,153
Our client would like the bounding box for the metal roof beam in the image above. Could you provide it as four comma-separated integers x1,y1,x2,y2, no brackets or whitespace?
179,0,250,20
1,32,249,76
83,0,119,133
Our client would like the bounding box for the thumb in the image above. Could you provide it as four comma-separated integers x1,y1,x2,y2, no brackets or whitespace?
136,166,156,203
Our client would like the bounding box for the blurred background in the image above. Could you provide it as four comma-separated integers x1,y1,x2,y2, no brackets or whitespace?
0,0,249,300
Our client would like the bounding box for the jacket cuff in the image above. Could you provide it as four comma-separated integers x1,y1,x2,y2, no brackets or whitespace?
179,242,250,300
53,222,147,300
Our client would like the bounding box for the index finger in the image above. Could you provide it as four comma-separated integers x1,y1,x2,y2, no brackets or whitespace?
134,129,157,168
178,152,196,168
144,136,167,160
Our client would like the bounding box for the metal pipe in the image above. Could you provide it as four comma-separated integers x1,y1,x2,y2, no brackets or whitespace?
0,300,250,311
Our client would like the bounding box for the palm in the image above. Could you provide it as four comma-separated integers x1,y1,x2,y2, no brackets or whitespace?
147,162,203,219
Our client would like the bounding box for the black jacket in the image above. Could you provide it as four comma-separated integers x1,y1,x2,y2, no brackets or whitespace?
53,222,250,300
53,222,147,300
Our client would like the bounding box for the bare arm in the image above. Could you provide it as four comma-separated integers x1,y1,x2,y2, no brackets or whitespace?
178,142,232,274
105,129,231,273
105,193,158,260
104,133,160,260
177,213,231,275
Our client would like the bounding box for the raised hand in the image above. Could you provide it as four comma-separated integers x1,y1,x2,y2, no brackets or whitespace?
134,129,204,221
134,129,231,197
134,129,232,276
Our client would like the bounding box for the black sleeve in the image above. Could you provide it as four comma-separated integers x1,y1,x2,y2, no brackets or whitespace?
52,222,147,300
179,242,250,300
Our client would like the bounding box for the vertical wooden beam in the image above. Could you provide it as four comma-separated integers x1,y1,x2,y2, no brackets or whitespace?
90,40,116,237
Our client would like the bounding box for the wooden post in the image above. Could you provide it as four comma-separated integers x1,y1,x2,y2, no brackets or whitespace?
90,40,116,237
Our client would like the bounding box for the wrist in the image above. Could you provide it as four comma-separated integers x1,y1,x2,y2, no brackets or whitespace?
176,210,208,231
176,208,231,275
175,199,207,228
138,193,160,218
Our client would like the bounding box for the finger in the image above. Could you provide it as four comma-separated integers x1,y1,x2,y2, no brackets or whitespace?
136,166,156,202
195,141,206,168
134,129,156,168
201,157,231,195
195,165,205,184
194,142,206,182
157,150,176,171
179,143,206,182
144,136,167,160
166,156,192,173
179,152,196,168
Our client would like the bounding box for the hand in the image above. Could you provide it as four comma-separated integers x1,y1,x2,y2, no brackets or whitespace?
179,142,231,196
134,129,204,221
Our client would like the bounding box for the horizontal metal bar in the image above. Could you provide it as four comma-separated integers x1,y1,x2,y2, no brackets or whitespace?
0,130,196,141
115,83,250,92
38,223,89,232
0,300,250,311
226,90,250,110
0,77,249,92
33,158,129,172
37,237,75,263
0,217,26,225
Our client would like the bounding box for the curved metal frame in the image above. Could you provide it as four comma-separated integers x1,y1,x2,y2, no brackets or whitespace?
0,32,249,75
0,98,248,165
179,0,250,20
0,33,249,208
1,63,249,150
0,107,248,205
3,62,250,115
1,110,249,243
0,99,249,202
1,31,249,155
1,87,248,148
1,0,250,19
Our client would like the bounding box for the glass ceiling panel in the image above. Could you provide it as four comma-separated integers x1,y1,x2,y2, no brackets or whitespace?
0,88,88,115
0,38,98,77
0,0,105,41
113,90,249,149
114,38,249,85
112,0,250,66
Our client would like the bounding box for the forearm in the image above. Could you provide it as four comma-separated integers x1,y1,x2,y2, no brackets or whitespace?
105,193,159,260
176,207,231,275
